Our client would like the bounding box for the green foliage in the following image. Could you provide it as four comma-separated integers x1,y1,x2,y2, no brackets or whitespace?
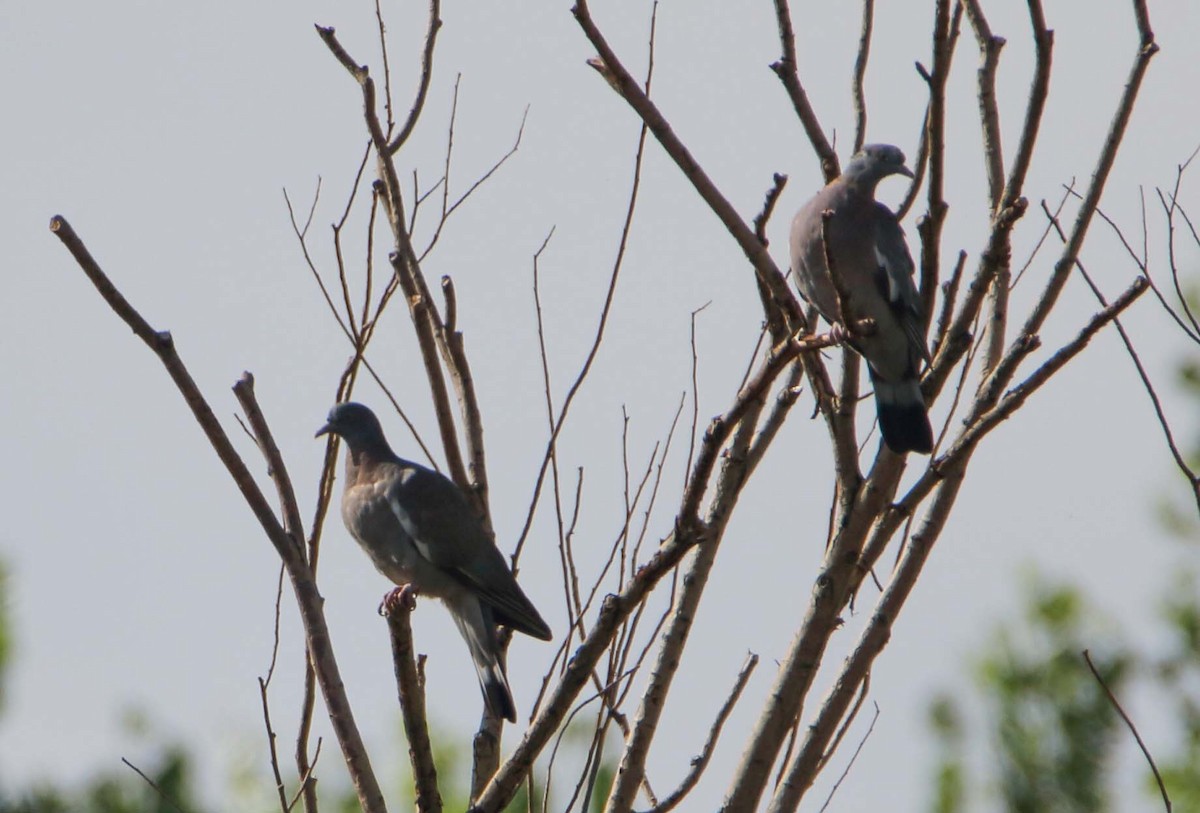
590,761,615,813
927,694,965,813
0,748,206,813
0,561,10,716
1147,571,1200,810
1158,282,1200,540
979,580,1130,813
927,568,1200,813
926,575,1132,813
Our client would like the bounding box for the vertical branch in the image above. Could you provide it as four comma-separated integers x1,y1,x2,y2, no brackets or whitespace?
51,216,389,813
981,0,1054,377
851,0,874,154
752,173,791,343
1006,0,1157,382
821,211,865,508
316,25,477,505
765,469,968,812
769,0,839,180
960,0,1006,210
572,0,815,317
915,0,960,334
720,457,907,813
372,0,394,135
388,0,442,153
513,1,658,566
604,396,767,811
1000,0,1053,210
960,0,1009,378
933,250,968,356
383,599,442,813
439,275,491,512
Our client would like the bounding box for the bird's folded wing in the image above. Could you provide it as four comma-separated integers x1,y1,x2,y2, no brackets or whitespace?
872,205,932,365
387,467,552,641
451,559,553,640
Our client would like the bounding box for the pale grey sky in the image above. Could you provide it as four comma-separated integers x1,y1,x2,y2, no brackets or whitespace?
2,1,1198,810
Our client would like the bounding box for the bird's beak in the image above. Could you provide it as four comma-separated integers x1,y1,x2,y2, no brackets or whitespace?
898,165,915,179
315,423,332,439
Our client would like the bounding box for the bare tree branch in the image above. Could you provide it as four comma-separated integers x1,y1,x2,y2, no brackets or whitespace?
815,702,880,813
388,0,442,153
980,0,1054,378
1083,649,1172,813
851,0,874,154
637,654,759,813
1014,4,1157,346
1041,203,1200,515
121,758,187,813
50,216,389,813
514,5,657,567
573,0,807,331
960,0,1006,210
769,0,838,181
383,595,442,813
912,0,961,331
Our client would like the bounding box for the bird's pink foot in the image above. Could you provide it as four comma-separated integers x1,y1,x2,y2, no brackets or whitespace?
379,584,419,616
828,322,851,344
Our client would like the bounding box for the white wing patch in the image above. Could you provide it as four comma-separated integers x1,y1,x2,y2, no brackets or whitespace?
874,243,902,304
388,494,427,559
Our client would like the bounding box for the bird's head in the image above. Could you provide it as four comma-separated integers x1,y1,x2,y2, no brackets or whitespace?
843,144,914,189
316,402,387,450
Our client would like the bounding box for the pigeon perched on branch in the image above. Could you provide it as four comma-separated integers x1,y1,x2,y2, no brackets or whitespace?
317,402,551,722
789,143,934,454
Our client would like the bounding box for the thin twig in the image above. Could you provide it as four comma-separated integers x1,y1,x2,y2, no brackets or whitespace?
816,703,880,813
389,0,442,153
120,758,187,813
1042,199,1200,514
1083,649,1171,812
260,564,290,813
286,740,323,813
53,211,388,813
769,0,838,180
261,676,291,813
1014,4,1157,348
815,672,871,774
372,0,394,135
914,0,961,331
981,0,1054,377
960,0,1005,209
513,11,655,564
574,0,806,327
683,303,710,494
851,0,874,154
638,654,759,813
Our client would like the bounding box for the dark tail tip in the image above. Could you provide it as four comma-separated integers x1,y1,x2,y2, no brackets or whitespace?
483,669,518,723
877,401,934,455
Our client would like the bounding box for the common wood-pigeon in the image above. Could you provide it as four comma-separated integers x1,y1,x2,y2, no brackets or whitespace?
789,143,934,454
317,402,552,722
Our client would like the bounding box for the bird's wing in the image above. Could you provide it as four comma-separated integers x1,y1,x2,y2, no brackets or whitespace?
871,203,931,365
387,465,552,640
788,182,845,322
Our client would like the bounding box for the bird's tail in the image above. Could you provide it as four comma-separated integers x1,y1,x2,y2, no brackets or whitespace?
871,373,934,455
450,598,518,723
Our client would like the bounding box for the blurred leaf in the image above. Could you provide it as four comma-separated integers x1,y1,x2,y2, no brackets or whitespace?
0,561,10,716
